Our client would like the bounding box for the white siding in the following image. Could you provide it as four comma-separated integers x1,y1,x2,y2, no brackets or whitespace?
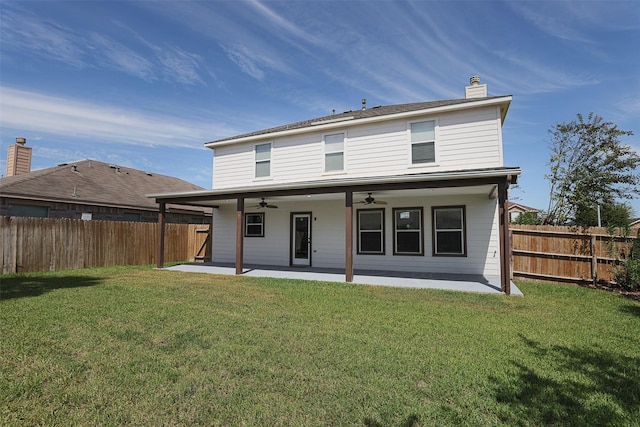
212,106,503,189
212,194,500,277
437,109,502,170
352,194,499,276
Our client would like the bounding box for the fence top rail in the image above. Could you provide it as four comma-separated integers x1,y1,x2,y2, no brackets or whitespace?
510,225,638,240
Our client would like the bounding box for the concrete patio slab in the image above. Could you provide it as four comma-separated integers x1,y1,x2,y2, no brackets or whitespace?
163,262,523,296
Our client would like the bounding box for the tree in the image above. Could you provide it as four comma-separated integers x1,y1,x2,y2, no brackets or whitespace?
544,113,639,226
511,211,541,225
573,200,635,228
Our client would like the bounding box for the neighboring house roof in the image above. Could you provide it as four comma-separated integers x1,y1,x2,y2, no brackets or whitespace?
630,218,640,227
0,159,209,214
207,96,511,146
507,202,540,213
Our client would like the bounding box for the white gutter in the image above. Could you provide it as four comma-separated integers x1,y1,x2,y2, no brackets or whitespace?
205,96,512,148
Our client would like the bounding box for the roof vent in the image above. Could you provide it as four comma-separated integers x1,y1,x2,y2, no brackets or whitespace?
361,98,367,110
469,75,481,86
71,165,78,172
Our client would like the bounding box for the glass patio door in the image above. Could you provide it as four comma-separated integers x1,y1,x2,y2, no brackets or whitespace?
291,213,311,266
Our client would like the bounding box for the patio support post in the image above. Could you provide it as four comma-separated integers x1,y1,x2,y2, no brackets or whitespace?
235,197,244,275
497,179,511,295
157,202,166,269
345,191,353,282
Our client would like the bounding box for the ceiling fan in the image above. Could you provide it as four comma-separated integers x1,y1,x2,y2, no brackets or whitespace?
356,193,387,205
253,197,278,209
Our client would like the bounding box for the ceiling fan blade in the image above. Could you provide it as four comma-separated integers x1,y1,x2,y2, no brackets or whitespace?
266,204,278,209
374,200,388,205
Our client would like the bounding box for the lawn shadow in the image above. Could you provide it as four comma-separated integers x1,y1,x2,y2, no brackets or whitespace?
0,274,103,300
364,413,419,427
620,304,640,318
492,334,640,426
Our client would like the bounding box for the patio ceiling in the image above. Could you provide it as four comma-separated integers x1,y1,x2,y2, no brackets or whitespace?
198,185,499,208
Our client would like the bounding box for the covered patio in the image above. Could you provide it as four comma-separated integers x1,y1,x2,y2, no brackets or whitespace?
150,167,520,294
162,262,523,295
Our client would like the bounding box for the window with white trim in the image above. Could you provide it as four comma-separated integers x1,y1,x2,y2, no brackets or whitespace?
255,143,271,178
324,132,344,172
410,120,435,164
357,208,385,254
245,213,265,237
393,207,423,255
432,206,466,256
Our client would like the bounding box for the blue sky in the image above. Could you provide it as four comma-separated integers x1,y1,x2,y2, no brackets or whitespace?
1,1,639,214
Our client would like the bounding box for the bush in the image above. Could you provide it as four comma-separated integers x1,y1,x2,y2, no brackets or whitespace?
614,229,640,291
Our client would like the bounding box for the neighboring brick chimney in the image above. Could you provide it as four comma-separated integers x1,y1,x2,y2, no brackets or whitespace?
6,137,32,177
465,75,488,99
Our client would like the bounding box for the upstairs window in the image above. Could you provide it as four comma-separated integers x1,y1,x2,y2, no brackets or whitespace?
245,213,265,237
357,209,385,254
255,143,271,178
393,207,423,255
324,132,344,172
432,206,466,256
410,120,435,164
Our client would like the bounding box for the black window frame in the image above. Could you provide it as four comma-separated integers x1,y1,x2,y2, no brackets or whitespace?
357,208,385,255
432,205,467,257
245,212,265,237
392,207,424,256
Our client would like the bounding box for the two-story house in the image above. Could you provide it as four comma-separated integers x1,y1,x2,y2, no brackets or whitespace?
151,77,521,294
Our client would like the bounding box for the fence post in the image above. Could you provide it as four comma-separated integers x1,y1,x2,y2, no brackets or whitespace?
510,230,513,281
591,234,597,285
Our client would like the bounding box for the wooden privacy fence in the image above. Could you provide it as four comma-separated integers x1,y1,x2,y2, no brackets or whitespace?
511,224,639,284
0,216,210,274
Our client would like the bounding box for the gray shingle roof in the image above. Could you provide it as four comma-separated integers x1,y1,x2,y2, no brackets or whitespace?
0,160,208,212
208,96,508,144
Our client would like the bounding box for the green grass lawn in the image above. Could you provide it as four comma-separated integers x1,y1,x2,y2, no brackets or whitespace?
1,266,639,426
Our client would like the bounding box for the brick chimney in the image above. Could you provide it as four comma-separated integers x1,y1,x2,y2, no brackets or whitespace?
6,137,32,177
465,75,488,99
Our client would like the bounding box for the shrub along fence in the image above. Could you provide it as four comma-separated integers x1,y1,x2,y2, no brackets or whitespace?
510,224,639,284
0,216,210,274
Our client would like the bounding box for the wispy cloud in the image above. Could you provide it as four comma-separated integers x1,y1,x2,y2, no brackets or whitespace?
0,87,224,148
507,2,594,44
0,4,211,86
88,32,157,81
156,44,207,86
220,44,266,81
0,6,87,68
247,0,324,48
